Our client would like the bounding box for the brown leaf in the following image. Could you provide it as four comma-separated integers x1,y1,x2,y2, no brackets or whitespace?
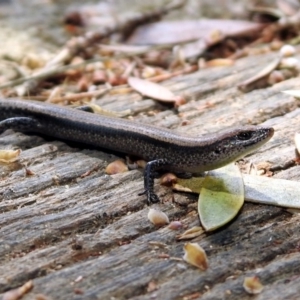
3,280,33,300
105,159,128,175
0,149,21,163
177,226,204,240
238,56,281,92
128,76,177,102
243,276,264,294
127,20,265,45
183,243,208,270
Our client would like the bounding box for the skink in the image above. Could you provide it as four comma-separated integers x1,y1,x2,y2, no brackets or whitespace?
0,99,274,204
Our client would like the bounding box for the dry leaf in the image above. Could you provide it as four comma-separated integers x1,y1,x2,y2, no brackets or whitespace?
2,280,33,300
183,243,208,270
177,226,204,240
148,208,169,226
160,173,178,186
128,76,177,102
136,159,147,168
295,133,300,153
243,174,300,209
127,20,264,45
282,90,300,98
0,149,21,163
105,160,128,175
127,19,264,58
243,276,264,294
88,103,131,117
238,57,281,92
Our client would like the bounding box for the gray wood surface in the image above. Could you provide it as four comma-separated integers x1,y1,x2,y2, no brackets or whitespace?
1,51,300,300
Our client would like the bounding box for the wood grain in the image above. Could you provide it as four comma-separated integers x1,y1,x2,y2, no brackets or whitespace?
1,51,300,300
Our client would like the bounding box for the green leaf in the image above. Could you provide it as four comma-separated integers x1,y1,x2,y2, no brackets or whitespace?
198,164,244,231
173,176,205,193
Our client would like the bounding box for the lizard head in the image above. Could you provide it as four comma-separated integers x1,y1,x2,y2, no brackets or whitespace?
210,126,274,166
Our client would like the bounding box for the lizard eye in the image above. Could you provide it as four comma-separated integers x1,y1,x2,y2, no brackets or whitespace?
237,131,253,140
214,149,221,154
